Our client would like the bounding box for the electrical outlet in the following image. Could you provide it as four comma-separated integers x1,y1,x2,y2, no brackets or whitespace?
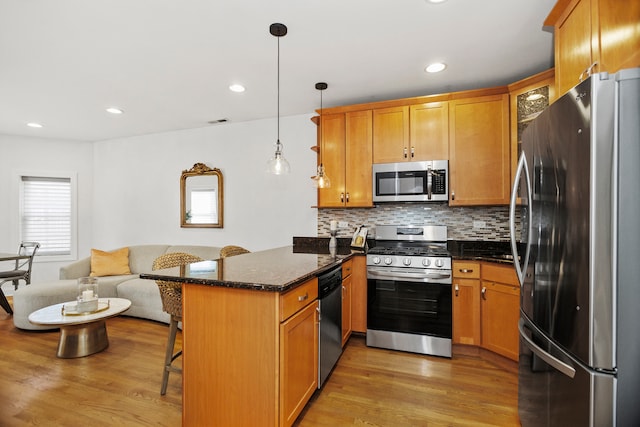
338,221,349,228
473,220,486,229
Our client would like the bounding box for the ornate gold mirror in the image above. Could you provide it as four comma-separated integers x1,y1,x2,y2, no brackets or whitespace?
180,163,223,228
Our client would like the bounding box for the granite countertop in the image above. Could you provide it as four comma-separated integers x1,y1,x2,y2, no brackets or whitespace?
140,245,352,293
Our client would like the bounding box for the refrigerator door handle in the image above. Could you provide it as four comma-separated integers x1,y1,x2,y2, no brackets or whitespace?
509,153,532,286
519,319,576,379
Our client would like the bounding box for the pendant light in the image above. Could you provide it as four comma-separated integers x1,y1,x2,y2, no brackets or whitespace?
266,23,291,175
312,82,330,188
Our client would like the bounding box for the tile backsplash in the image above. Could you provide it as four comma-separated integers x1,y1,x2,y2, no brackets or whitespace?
317,203,522,242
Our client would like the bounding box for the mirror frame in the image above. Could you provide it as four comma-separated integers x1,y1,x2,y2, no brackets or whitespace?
180,163,224,228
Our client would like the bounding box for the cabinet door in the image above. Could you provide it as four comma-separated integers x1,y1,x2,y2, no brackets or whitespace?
350,256,368,333
345,110,373,207
372,106,409,163
449,94,510,206
341,274,352,347
452,277,481,346
409,102,449,160
318,113,346,207
598,0,640,73
554,0,593,96
480,281,520,361
280,301,319,427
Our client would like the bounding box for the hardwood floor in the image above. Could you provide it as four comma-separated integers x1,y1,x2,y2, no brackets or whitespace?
1,300,519,426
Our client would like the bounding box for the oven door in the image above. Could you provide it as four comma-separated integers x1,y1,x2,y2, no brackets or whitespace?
366,269,452,339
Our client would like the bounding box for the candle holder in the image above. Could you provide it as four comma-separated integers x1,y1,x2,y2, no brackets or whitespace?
77,277,99,313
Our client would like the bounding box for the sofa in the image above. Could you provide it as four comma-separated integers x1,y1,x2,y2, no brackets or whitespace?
12,244,222,330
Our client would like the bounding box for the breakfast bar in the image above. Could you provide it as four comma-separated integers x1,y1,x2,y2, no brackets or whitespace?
141,246,351,427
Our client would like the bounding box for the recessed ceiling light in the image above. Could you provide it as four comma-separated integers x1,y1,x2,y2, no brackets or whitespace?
229,84,245,93
106,107,124,114
427,0,447,3
425,62,447,73
27,122,43,128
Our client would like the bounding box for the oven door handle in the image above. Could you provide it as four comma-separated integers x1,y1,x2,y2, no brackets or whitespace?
367,269,451,282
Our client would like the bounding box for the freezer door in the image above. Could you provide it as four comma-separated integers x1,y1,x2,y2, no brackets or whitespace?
518,315,615,427
519,74,616,370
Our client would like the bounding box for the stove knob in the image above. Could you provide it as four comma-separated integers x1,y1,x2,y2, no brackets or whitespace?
384,257,393,265
403,258,412,266
435,258,444,268
372,256,381,265
422,258,431,267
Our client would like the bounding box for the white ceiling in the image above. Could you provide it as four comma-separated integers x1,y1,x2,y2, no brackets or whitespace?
0,0,556,142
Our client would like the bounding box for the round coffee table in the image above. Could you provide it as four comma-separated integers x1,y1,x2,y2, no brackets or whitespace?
28,298,131,358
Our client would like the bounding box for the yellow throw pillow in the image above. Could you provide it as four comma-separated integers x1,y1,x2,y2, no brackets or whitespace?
90,247,132,277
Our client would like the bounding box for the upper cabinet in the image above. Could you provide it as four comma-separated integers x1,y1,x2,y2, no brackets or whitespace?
508,69,555,190
546,0,640,97
409,102,449,161
372,103,448,163
448,93,510,206
317,111,373,208
372,106,409,163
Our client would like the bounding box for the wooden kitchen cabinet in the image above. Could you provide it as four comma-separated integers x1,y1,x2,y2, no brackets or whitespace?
318,111,373,207
182,277,319,427
480,263,520,361
545,0,640,97
449,93,510,206
341,259,353,347
372,106,409,163
350,255,367,333
508,69,555,192
452,261,481,346
409,101,449,161
280,300,319,427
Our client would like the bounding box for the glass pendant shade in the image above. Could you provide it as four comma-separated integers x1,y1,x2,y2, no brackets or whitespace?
312,164,331,188
266,139,291,175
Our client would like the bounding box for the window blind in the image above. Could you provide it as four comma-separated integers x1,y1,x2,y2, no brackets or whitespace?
21,176,72,256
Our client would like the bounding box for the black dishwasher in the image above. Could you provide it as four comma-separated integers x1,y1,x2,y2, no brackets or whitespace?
318,264,342,388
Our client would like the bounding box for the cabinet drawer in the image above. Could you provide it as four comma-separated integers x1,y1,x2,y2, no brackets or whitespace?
482,263,518,285
453,261,480,278
280,278,318,322
342,259,353,278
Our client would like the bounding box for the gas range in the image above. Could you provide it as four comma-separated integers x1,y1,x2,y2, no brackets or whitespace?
366,225,452,271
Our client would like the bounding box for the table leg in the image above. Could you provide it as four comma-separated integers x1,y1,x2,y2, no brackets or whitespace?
57,320,109,358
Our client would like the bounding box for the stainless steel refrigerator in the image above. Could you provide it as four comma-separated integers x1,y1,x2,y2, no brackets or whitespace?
509,68,640,426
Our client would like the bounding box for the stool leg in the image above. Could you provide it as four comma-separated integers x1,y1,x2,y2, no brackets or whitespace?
0,289,13,315
161,316,179,395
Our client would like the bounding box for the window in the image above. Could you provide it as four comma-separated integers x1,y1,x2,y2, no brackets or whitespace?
19,174,77,259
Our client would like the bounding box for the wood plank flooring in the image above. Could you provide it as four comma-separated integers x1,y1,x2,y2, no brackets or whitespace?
0,300,519,426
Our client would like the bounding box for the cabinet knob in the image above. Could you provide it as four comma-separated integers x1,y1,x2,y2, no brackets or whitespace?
454,284,459,297
346,192,350,202
459,268,473,274
411,146,415,158
481,287,487,300
298,292,309,302
340,192,344,203
403,147,408,158
451,192,455,201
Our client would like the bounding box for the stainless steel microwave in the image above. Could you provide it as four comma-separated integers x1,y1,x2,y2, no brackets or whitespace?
373,160,449,203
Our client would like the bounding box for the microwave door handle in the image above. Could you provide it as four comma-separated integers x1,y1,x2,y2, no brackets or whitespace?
427,167,432,200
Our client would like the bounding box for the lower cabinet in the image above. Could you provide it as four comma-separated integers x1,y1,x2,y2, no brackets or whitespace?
341,259,353,347
182,277,319,427
280,301,319,427
480,263,520,361
451,260,520,361
350,255,367,333
452,261,481,346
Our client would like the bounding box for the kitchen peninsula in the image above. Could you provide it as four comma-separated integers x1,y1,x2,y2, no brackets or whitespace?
141,246,353,427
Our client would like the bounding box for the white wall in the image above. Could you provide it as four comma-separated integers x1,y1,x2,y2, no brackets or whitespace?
92,113,318,252
0,134,94,283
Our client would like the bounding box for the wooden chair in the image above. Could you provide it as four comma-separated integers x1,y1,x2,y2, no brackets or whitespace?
152,252,203,395
0,242,40,315
219,245,250,258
